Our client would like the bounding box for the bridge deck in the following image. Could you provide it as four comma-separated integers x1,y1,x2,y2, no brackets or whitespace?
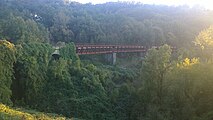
76,44,149,55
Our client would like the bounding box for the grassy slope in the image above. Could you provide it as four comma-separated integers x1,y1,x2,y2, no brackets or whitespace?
0,103,70,120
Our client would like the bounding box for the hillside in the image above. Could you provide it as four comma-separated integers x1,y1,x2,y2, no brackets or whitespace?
1,0,213,47
1,0,213,120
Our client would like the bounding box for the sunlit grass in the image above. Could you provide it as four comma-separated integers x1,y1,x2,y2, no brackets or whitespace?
0,103,67,120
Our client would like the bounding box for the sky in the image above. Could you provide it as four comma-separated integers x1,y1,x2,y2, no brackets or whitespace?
71,0,213,10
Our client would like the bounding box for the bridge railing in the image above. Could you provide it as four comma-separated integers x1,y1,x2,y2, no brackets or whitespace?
76,44,147,55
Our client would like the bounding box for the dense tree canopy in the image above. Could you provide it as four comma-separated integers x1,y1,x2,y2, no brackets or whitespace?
1,0,213,120
0,0,213,47
194,26,213,62
0,40,16,105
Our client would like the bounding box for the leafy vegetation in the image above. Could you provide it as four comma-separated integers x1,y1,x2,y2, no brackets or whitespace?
0,40,16,105
1,0,213,47
0,103,67,120
1,0,213,120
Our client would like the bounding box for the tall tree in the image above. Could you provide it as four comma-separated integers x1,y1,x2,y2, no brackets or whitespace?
194,26,213,62
0,40,16,105
50,10,74,43
12,43,53,105
136,45,172,120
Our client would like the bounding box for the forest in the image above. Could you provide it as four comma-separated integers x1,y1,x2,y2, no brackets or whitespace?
0,0,213,119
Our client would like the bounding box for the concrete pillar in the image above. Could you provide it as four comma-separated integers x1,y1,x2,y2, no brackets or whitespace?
104,52,116,65
112,52,116,65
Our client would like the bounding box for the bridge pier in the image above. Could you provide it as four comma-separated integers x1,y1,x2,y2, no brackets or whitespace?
112,52,116,65
105,52,117,65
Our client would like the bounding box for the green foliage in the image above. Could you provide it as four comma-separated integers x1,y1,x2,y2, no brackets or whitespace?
134,44,213,120
1,1,213,120
42,59,113,119
1,0,213,46
0,14,49,43
194,26,213,62
50,11,74,43
0,40,16,105
8,41,138,120
12,42,53,106
166,63,213,120
59,42,80,63
141,44,172,101
135,45,172,120
194,26,213,49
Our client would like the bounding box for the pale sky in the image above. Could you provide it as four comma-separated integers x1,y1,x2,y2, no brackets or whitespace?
71,0,213,10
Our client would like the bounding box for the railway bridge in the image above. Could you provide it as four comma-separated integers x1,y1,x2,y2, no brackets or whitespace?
76,44,156,65
53,44,174,65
